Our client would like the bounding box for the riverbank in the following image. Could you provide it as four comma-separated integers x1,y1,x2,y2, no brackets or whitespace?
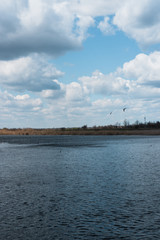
0,128,160,135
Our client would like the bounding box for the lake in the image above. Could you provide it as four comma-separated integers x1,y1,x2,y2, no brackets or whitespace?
0,135,160,239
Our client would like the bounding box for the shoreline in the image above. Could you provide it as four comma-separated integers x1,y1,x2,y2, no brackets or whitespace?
0,128,160,135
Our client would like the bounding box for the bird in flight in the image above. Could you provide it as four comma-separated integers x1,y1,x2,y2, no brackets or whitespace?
123,108,127,112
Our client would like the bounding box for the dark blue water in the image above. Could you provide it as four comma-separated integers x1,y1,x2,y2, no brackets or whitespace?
0,135,160,239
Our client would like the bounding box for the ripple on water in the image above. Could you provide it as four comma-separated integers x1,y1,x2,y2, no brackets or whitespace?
1,135,160,239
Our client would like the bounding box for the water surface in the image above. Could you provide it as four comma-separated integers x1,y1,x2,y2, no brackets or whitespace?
0,135,160,239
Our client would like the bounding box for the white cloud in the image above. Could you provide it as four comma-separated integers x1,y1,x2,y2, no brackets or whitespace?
0,91,42,111
0,0,81,59
113,0,160,47
41,82,65,99
0,55,63,92
98,16,115,35
79,70,129,95
66,82,86,102
75,15,95,40
76,0,124,16
1,0,160,60
121,51,160,87
40,50,160,122
1,50,160,127
14,94,30,100
1,1,160,127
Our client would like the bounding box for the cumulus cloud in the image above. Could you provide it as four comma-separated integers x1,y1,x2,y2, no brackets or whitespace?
1,0,160,127
73,51,160,103
0,0,81,59
0,90,43,127
41,89,64,100
0,55,63,92
0,91,42,111
6,50,159,127
1,49,160,127
113,0,160,47
79,70,129,95
121,51,160,87
1,0,160,60
65,82,86,102
0,0,119,59
41,80,90,109
42,51,160,108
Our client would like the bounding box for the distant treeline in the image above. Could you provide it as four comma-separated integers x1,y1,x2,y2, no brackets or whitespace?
88,120,160,130
0,120,160,135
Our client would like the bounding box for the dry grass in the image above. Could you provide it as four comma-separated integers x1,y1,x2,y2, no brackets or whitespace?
0,128,160,135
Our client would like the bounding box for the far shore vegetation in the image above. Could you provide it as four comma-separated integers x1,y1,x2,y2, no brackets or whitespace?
1,120,160,135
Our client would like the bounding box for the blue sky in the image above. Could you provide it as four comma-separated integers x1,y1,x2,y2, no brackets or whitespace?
54,30,140,81
0,0,160,128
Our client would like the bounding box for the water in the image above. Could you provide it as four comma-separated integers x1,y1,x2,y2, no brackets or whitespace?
0,135,160,239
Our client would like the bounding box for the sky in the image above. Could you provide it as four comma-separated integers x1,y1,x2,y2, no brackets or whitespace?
1,0,160,128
